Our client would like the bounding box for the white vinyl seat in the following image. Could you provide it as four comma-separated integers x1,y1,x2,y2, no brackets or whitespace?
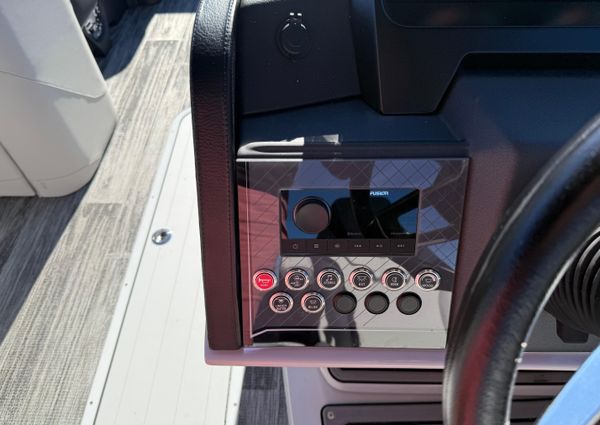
0,0,116,197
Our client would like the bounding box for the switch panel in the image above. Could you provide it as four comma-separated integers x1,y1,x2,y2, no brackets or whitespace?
237,158,469,349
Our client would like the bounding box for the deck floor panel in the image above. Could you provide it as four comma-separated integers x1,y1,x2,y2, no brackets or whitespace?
0,1,197,423
93,113,238,425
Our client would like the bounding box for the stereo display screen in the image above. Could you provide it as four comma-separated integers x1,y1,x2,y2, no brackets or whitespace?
280,188,419,256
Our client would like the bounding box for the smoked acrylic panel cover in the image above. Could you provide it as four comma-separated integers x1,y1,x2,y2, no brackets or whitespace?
237,159,469,349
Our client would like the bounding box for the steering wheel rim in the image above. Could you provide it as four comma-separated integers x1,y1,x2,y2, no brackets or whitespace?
443,115,600,425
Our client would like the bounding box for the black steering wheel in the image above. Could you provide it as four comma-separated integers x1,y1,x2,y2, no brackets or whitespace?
443,115,600,425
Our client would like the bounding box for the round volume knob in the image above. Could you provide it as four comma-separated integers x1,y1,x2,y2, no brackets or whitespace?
293,197,331,234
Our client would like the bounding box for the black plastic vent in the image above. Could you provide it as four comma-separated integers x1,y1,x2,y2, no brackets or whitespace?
321,401,551,425
328,368,572,386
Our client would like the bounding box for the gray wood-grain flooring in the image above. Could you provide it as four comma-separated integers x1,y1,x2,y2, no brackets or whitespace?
0,1,197,423
237,368,289,425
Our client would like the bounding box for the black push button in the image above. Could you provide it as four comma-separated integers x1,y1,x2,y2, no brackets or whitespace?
348,240,370,254
285,269,309,290
382,267,410,290
416,269,441,291
349,267,374,290
365,292,389,314
269,292,294,314
397,293,422,315
327,239,347,254
390,239,416,255
317,269,342,290
370,239,389,253
301,292,325,313
333,292,357,314
305,240,327,254
281,239,305,255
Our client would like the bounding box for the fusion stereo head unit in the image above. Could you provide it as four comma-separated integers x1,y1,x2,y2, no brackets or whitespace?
280,188,419,256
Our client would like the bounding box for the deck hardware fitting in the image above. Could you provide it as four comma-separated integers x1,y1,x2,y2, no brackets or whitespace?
152,228,172,245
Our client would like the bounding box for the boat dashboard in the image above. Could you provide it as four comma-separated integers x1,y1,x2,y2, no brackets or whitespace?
191,0,600,369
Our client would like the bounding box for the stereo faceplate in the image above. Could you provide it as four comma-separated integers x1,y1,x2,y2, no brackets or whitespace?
237,159,469,348
281,188,419,256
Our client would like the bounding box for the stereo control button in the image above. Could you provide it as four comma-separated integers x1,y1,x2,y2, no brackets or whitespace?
293,197,330,234
306,240,327,254
269,292,294,314
253,270,277,291
317,269,342,290
416,269,441,291
285,269,309,290
371,239,389,253
349,267,374,290
390,239,416,255
327,239,347,254
281,239,305,254
301,292,325,314
348,240,370,254
382,267,410,290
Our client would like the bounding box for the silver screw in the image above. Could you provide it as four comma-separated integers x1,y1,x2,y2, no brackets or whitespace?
326,411,335,421
152,228,172,245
